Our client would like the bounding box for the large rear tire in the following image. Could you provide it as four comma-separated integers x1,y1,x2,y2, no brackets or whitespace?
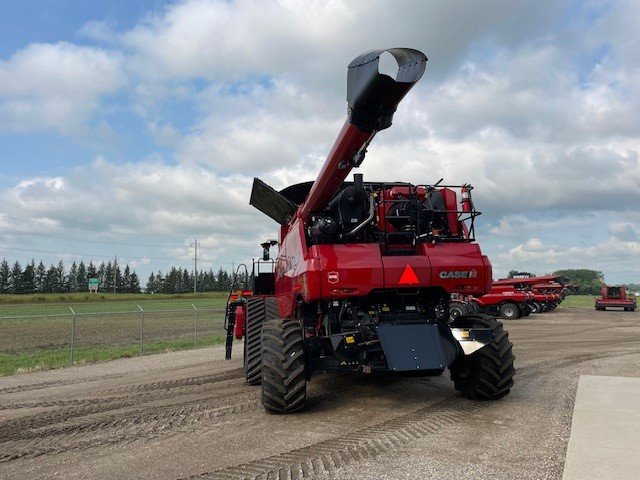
244,297,278,385
499,302,520,320
261,318,307,414
449,315,515,400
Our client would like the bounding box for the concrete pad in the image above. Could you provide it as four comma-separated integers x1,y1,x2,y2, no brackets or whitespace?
563,375,640,480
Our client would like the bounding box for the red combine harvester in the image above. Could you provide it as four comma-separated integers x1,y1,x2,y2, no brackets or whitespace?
225,48,515,413
595,285,636,311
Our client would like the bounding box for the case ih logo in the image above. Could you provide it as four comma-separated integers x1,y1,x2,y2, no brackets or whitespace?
439,270,478,279
328,271,339,284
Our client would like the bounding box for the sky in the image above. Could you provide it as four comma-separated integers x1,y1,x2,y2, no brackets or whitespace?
0,0,639,285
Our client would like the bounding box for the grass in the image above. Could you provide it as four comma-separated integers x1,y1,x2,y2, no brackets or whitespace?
0,292,231,376
0,334,227,376
0,292,228,316
559,295,596,308
0,291,229,305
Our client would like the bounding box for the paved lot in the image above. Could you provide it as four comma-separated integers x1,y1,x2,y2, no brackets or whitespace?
0,307,638,479
563,375,640,480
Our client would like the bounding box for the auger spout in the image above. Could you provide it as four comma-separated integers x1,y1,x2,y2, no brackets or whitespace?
297,48,427,221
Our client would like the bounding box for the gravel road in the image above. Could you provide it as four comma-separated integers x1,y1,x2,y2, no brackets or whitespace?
1,307,638,479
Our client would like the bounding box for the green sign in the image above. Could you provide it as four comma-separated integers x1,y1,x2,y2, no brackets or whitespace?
88,278,100,287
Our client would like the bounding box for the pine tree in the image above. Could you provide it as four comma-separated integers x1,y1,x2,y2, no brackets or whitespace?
182,269,191,293
57,260,66,292
114,263,123,293
146,272,155,293
77,261,87,291
87,261,97,280
20,260,37,294
36,261,46,292
129,272,141,293
123,265,132,293
44,264,58,293
0,259,9,294
10,261,22,294
68,262,78,293
102,262,113,292
155,271,163,293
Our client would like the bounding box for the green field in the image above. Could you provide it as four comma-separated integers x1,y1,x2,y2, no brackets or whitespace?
0,292,230,376
558,295,596,308
0,291,228,316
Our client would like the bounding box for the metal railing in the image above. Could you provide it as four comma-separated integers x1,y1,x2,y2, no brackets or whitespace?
0,305,226,366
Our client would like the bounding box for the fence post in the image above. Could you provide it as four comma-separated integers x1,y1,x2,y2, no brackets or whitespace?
138,305,144,355
192,304,198,348
68,306,76,366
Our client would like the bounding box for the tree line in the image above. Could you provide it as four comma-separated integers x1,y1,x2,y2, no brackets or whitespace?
506,268,614,295
146,267,249,294
0,258,246,295
0,259,142,294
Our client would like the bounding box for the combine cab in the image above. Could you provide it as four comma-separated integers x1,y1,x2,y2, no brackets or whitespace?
595,285,636,311
226,48,515,413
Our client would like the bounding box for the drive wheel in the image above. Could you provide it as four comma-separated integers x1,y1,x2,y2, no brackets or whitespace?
499,302,520,320
449,301,466,319
449,315,515,400
244,297,278,385
261,318,307,414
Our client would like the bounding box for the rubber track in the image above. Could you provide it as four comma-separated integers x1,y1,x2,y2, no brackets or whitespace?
244,298,277,385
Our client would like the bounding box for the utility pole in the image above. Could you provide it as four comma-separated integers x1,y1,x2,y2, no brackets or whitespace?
191,237,199,293
113,254,117,294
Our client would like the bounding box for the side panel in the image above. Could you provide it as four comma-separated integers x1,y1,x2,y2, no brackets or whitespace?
422,243,491,295
275,219,321,318
309,244,384,298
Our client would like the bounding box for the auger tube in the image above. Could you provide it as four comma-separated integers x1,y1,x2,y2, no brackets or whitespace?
297,48,427,222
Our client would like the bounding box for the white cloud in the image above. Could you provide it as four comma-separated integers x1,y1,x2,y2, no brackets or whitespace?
0,42,125,134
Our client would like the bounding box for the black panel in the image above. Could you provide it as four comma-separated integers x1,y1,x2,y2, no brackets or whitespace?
253,272,275,295
250,178,298,225
376,323,448,371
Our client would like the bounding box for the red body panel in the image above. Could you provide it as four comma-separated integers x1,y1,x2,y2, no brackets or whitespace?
473,285,528,306
275,226,492,316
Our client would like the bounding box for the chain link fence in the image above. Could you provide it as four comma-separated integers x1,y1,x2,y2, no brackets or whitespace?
0,305,227,369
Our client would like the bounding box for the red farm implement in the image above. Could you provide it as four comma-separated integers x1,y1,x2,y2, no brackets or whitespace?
595,285,636,311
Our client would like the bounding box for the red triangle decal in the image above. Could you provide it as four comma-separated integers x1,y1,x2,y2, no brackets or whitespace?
399,264,419,285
